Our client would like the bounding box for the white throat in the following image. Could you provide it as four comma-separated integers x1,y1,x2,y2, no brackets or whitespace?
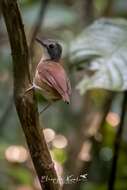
41,47,51,61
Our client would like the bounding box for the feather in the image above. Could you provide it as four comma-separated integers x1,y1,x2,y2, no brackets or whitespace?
36,61,71,103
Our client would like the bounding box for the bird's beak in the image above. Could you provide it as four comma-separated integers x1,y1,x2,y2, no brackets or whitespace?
35,38,46,47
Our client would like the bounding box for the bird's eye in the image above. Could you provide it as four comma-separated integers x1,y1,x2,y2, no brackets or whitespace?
49,44,54,49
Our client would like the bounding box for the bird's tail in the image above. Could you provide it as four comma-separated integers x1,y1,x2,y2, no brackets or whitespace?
62,93,70,104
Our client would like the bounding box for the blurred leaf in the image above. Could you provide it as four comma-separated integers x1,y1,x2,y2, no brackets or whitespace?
81,183,107,190
113,0,127,15
51,148,67,164
7,167,32,185
94,0,107,15
115,180,127,190
70,18,127,94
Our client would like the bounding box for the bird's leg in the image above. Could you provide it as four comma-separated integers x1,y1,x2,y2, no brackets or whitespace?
39,102,52,114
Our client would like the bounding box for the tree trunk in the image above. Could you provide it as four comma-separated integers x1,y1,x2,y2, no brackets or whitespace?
0,0,60,189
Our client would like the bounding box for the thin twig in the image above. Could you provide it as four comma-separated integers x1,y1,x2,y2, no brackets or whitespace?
29,0,49,52
102,0,114,17
0,0,60,189
108,91,127,190
29,0,49,78
81,0,94,26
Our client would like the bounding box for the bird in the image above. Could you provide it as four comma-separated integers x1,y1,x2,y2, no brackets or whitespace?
25,38,71,113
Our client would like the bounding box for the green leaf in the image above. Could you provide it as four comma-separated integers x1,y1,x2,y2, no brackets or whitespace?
7,167,32,185
51,148,67,164
70,18,127,94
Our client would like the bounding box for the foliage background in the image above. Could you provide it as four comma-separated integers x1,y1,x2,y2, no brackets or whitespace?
0,0,127,190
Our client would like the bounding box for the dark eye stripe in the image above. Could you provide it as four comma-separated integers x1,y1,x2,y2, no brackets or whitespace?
49,44,54,48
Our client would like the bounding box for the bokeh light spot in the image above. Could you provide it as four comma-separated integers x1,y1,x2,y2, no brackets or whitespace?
5,145,28,163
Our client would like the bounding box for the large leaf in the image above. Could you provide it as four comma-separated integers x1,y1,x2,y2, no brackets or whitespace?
69,18,127,94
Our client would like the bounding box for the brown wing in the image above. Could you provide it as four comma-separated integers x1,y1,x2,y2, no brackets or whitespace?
37,61,71,103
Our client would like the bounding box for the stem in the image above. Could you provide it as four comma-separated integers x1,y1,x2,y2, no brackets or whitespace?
108,91,127,190
81,0,94,25
103,0,114,17
29,0,49,78
0,0,60,189
29,0,49,51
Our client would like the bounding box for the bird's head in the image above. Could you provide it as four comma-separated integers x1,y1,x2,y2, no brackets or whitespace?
36,38,62,61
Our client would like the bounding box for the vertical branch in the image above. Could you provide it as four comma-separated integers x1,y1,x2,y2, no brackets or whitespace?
108,91,127,190
103,0,114,17
0,0,60,190
81,0,94,25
